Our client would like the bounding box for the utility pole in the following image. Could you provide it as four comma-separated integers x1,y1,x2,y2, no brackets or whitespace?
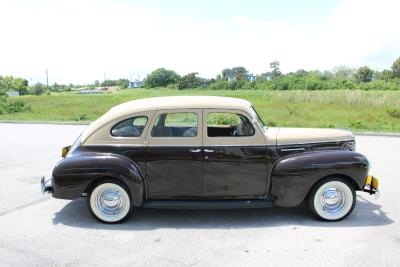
104,71,107,86
46,68,49,90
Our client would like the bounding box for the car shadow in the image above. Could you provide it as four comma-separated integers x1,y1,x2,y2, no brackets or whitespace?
52,195,393,230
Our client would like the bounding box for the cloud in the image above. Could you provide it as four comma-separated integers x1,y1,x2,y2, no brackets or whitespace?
0,0,399,84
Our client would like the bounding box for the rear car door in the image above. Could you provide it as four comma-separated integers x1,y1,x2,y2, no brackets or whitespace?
145,109,203,199
202,109,268,199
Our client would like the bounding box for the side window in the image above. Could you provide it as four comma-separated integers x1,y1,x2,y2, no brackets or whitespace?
111,116,148,137
207,112,255,137
151,112,198,137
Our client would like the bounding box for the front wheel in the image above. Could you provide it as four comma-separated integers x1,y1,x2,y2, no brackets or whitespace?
88,180,133,223
308,178,356,221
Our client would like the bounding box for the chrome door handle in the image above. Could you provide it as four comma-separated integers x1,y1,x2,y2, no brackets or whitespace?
189,149,201,153
204,149,215,153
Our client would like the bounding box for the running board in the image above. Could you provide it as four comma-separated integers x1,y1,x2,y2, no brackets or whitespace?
142,199,274,209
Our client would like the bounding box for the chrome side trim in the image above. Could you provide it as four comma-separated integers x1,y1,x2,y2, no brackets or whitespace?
280,148,306,152
83,144,145,147
277,139,354,146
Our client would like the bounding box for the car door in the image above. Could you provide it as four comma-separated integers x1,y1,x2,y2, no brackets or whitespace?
202,109,268,199
145,109,203,199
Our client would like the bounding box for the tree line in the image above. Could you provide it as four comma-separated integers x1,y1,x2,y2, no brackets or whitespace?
1,56,399,97
143,57,400,90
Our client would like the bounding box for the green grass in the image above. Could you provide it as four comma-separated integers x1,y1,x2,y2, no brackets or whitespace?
1,89,400,132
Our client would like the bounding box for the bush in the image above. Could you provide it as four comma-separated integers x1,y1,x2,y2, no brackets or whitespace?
71,112,93,121
144,68,180,88
0,100,31,114
31,83,46,95
386,108,400,118
209,80,229,90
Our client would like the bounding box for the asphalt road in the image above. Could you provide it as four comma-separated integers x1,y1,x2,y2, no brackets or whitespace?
0,123,399,266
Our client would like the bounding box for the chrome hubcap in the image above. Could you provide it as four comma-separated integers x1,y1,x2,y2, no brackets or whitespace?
320,187,346,214
96,189,125,216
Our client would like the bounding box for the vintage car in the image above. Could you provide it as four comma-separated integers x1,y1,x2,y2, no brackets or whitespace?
41,96,379,223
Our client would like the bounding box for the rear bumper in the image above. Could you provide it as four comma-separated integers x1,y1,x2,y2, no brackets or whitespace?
41,176,53,195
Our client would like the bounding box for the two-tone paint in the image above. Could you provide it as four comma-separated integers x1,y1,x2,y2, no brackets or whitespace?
50,96,371,209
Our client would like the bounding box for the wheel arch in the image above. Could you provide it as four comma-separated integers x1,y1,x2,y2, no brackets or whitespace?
52,153,146,206
305,173,360,199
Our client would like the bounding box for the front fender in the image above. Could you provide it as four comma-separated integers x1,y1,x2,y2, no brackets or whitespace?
270,150,369,207
52,153,145,206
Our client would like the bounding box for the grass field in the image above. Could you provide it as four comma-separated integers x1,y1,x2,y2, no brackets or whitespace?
1,89,400,132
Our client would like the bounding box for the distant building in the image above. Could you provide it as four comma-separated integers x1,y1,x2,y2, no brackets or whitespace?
247,74,256,82
264,72,273,81
7,90,19,97
128,80,142,88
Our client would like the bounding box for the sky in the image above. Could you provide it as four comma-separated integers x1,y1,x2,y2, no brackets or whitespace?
0,0,399,84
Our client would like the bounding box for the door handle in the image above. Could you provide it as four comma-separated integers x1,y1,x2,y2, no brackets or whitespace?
189,149,202,153
204,149,215,153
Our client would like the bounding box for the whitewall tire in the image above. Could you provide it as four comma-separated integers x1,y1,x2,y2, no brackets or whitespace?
88,181,132,223
308,178,356,221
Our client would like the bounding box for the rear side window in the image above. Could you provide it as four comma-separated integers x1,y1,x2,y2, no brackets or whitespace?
111,116,148,137
151,112,198,137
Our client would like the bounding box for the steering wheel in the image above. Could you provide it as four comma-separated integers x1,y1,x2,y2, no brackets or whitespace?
231,126,237,136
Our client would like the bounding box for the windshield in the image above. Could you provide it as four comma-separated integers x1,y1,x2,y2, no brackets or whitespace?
249,106,267,132
69,134,82,155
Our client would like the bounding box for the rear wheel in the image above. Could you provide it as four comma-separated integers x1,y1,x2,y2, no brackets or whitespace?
308,177,356,221
88,180,132,223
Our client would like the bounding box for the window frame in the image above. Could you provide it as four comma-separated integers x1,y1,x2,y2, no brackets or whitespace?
206,111,256,138
150,112,198,138
202,108,265,146
146,109,203,146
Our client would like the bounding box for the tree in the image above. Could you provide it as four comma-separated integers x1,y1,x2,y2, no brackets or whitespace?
1,76,14,90
269,61,281,79
231,67,248,81
0,76,6,99
376,69,394,81
31,83,45,95
116,79,129,89
221,68,231,80
220,67,248,81
354,66,374,82
12,78,29,95
392,57,400,78
295,69,308,76
177,73,203,89
332,65,354,79
144,68,180,88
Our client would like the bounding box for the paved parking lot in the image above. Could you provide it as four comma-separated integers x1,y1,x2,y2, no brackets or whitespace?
0,123,399,266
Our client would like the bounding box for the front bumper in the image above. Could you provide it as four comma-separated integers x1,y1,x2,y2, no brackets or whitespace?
41,176,53,195
362,175,379,198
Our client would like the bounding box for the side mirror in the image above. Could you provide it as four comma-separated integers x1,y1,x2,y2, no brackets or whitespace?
62,145,71,158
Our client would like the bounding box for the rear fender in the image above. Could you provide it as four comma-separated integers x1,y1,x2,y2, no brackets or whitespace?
52,153,145,206
270,150,369,207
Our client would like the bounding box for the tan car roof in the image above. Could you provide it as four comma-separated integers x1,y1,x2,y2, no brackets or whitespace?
81,96,252,143
112,96,251,112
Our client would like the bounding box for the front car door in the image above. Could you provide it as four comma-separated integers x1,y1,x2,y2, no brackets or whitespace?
145,109,203,199
202,109,268,199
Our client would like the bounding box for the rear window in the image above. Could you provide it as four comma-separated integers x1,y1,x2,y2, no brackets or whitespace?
111,116,148,137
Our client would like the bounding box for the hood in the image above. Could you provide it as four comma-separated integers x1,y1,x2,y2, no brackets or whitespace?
266,127,354,146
